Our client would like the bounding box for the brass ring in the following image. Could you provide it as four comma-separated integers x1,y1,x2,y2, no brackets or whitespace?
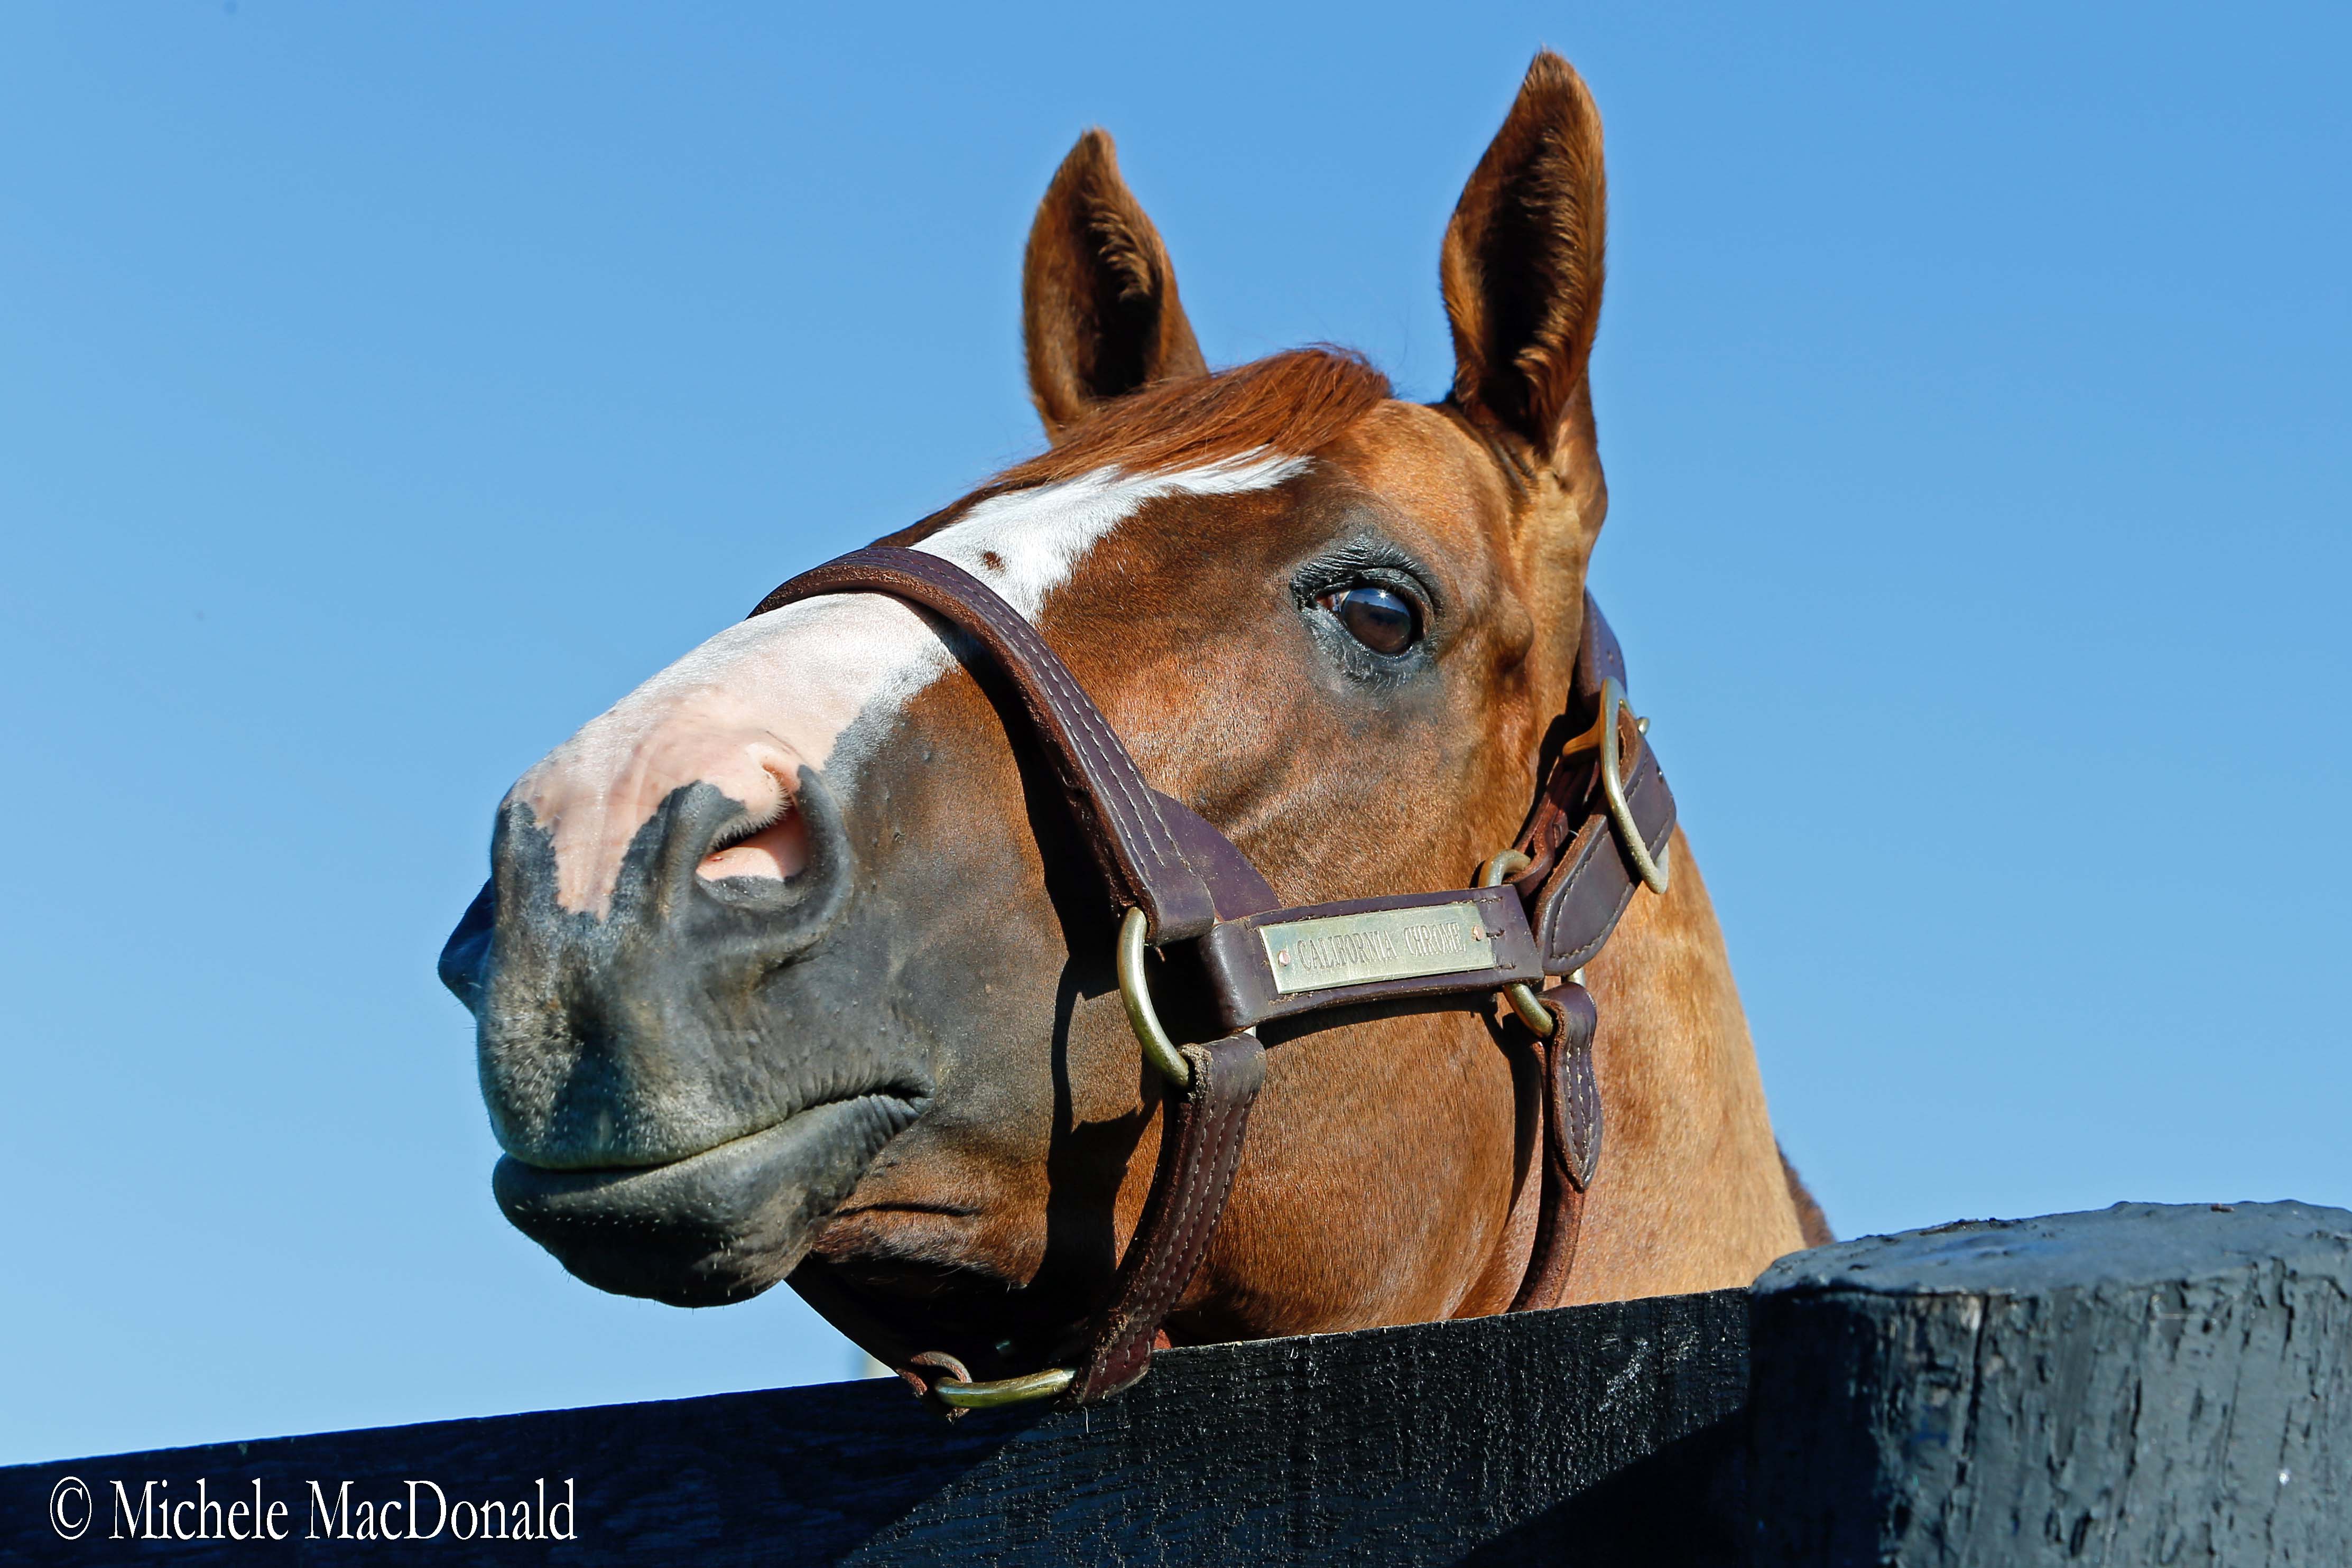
934,1367,1076,1409
1118,906,1194,1089
1476,848,1532,888
1476,850,1558,1034
1503,981,1558,1036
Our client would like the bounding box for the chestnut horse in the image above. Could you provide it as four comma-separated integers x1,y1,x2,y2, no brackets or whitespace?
440,52,1828,1393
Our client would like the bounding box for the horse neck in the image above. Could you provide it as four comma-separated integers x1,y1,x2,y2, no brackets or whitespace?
1549,829,1808,1302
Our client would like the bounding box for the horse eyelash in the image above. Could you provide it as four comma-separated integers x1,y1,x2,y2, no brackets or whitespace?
1291,543,1440,626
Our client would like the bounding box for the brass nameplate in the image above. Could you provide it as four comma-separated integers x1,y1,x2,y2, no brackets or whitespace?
1258,902,1496,995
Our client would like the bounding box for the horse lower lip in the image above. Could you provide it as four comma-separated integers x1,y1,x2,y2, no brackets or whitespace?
492,1092,921,1306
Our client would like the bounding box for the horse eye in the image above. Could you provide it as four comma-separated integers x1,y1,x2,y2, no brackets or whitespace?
1319,584,1420,655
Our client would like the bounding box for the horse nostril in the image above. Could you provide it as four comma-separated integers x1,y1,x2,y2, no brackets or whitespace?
698,803,810,883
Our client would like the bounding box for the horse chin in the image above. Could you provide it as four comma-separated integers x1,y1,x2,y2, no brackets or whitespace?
490,1091,923,1307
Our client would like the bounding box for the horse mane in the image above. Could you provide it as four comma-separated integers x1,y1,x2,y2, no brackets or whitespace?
993,347,1392,488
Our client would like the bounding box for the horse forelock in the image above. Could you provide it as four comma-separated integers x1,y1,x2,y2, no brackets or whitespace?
962,347,1391,508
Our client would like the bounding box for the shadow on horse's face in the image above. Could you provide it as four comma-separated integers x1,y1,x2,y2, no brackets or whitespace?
442,54,1625,1369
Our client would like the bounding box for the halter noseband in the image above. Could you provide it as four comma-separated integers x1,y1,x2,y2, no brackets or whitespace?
752,544,1675,1408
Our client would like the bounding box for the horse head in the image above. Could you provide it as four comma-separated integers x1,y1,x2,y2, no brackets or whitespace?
440,52,1817,1385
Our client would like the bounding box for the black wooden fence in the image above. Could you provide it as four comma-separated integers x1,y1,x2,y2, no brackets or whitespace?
7,1200,2346,1565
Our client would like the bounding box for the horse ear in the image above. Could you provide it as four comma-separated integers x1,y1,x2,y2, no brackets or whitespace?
1022,129,1208,442
1440,52,1608,470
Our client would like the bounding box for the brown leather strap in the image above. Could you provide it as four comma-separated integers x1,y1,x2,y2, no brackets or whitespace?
1510,1165,1591,1314
1510,980,1600,1312
1069,1035,1265,1402
750,549,1664,1399
752,551,1282,1404
1543,980,1603,1191
756,548,1226,942
1576,590,1628,699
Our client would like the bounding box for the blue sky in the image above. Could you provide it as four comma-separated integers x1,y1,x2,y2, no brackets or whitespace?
3,4,2346,1464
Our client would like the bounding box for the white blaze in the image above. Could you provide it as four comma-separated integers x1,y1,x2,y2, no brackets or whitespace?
513,451,1309,915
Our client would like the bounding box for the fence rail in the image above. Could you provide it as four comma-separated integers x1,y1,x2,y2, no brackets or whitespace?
7,1201,2346,1565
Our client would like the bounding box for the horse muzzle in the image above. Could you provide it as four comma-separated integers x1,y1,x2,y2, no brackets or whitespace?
440,769,934,1305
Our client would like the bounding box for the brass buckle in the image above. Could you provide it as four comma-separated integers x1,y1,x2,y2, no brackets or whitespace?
1561,677,1670,896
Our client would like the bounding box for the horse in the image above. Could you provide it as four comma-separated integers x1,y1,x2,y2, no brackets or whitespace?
440,50,1830,1403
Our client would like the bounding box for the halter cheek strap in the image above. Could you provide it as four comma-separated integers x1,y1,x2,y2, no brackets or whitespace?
753,545,1676,1408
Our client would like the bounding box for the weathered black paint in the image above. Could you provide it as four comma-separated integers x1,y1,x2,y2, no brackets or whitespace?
0,1289,1748,1566
1747,1201,2352,1566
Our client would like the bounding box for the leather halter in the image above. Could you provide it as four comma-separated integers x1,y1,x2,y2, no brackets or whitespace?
752,544,1676,1408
